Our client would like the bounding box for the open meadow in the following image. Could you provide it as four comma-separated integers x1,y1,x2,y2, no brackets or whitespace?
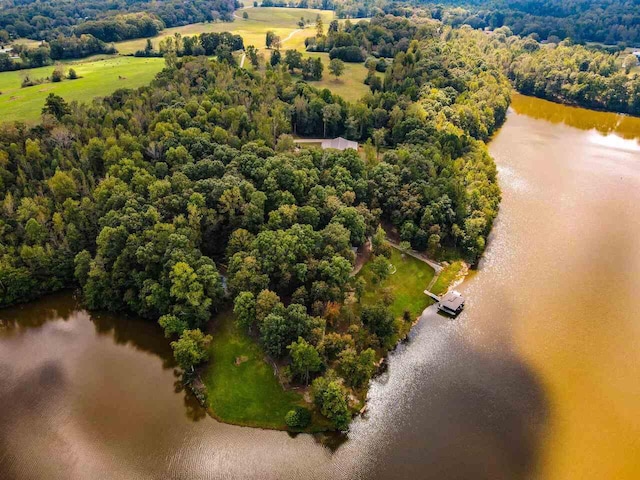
301,51,378,101
0,7,376,122
115,7,336,54
357,247,436,320
0,56,164,122
203,310,305,430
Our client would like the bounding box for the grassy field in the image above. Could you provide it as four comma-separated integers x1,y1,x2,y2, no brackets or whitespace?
358,247,436,320
431,261,465,296
0,7,373,122
301,52,375,101
0,56,164,122
115,7,336,54
203,310,306,430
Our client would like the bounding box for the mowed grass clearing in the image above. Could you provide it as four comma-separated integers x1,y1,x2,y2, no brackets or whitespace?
203,309,305,430
431,260,465,296
358,246,436,320
115,7,336,54
0,56,164,122
300,52,378,101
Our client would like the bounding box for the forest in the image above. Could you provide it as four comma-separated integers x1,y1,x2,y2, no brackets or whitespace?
258,0,640,45
0,34,116,72
299,13,640,115
0,0,238,41
445,25,640,115
0,23,504,427
428,0,640,45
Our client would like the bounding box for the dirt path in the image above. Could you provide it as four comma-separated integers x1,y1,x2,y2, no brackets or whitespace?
281,28,302,46
351,240,372,276
232,5,254,20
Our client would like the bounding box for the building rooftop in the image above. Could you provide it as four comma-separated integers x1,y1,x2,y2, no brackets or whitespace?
438,290,465,314
321,137,358,151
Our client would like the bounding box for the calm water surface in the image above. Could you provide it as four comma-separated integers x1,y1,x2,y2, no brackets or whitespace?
1,94,639,479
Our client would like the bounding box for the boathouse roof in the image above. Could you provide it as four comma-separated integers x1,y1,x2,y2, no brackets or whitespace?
439,290,465,313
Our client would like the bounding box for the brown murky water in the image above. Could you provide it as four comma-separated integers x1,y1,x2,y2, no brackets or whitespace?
1,94,639,479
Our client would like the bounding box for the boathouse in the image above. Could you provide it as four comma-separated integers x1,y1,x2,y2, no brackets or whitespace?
438,290,465,316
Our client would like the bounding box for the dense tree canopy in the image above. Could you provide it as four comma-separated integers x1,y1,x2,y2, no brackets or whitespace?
428,0,640,45
442,25,640,116
0,18,511,426
0,0,238,41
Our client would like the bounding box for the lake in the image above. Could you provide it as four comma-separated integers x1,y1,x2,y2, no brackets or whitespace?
1,93,639,479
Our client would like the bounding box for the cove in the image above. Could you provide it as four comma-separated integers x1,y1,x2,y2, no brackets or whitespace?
1,96,639,479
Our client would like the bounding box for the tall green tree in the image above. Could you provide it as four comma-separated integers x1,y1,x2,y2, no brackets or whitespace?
288,337,323,384
170,328,213,372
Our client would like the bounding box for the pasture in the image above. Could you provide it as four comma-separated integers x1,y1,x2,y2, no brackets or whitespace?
0,56,164,122
115,7,336,54
0,7,376,121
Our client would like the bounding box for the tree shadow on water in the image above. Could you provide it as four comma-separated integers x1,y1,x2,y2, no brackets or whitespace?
360,327,551,480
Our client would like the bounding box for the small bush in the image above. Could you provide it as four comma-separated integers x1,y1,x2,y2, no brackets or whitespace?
285,407,311,429
51,68,64,83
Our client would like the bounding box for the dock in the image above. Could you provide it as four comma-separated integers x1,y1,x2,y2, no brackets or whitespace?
424,290,441,302
424,289,466,316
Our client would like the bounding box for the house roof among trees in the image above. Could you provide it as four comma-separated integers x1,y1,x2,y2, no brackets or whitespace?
321,137,358,151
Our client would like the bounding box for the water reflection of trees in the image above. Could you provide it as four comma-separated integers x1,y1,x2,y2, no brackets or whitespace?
358,319,550,480
173,373,208,422
0,291,209,423
91,309,176,370
0,290,79,329
511,93,640,141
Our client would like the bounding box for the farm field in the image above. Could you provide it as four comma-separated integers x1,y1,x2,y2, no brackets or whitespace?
115,7,336,54
0,7,375,122
0,56,164,122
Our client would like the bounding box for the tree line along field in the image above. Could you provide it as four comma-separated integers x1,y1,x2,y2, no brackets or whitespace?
0,56,164,123
114,7,336,54
0,7,374,122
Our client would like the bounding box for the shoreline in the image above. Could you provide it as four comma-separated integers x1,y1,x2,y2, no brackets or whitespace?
195,249,471,433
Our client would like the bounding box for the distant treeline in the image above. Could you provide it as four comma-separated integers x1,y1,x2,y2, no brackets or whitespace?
259,0,385,18
75,13,166,44
0,0,238,41
0,35,116,72
134,32,245,64
425,0,640,45
304,11,640,116
445,25,640,116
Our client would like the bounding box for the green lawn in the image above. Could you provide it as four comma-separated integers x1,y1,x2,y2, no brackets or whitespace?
358,247,436,319
203,310,305,430
301,52,376,101
431,260,464,296
0,56,164,122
